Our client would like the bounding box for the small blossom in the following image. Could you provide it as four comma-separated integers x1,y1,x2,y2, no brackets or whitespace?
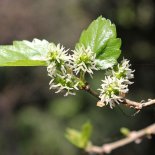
98,76,128,108
98,59,134,108
71,45,98,76
107,58,134,85
48,73,79,96
47,62,57,77
46,43,70,64
117,58,134,80
46,43,79,96
47,61,80,96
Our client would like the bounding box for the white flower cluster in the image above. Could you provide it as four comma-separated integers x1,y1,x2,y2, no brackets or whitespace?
46,43,133,101
48,72,79,96
46,43,69,64
71,46,98,77
110,58,134,84
47,44,79,96
47,44,98,96
98,59,134,108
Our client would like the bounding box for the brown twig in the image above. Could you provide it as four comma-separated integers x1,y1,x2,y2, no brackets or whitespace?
86,123,155,154
82,85,155,154
82,83,100,100
82,83,155,110
123,98,155,110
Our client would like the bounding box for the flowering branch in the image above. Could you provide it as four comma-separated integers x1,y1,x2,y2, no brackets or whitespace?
86,123,155,154
41,17,155,154
82,83,155,110
44,27,154,111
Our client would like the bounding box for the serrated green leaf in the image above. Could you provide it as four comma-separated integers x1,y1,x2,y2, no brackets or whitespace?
96,38,121,69
65,122,92,149
0,38,50,66
76,16,121,69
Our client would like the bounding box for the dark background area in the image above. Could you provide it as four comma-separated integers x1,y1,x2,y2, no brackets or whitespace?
0,0,155,155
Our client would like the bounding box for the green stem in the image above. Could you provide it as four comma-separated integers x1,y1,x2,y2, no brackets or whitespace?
80,71,86,82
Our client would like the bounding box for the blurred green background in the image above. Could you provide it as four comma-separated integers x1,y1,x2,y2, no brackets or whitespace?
0,0,155,155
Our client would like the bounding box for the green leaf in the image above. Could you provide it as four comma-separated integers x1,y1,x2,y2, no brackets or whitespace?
65,122,92,149
96,38,121,69
76,16,121,69
0,38,50,66
81,122,92,148
65,128,83,148
120,127,130,136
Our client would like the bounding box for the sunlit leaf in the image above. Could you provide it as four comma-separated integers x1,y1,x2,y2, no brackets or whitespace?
95,38,121,69
0,38,50,66
76,16,121,69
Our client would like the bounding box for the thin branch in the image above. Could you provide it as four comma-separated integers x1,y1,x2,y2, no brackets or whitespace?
123,98,155,110
86,123,155,154
82,85,155,154
82,83,155,110
82,84,100,100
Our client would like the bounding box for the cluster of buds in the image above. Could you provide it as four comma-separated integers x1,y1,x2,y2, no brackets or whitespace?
98,59,134,108
46,43,78,96
46,43,97,96
71,45,98,77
